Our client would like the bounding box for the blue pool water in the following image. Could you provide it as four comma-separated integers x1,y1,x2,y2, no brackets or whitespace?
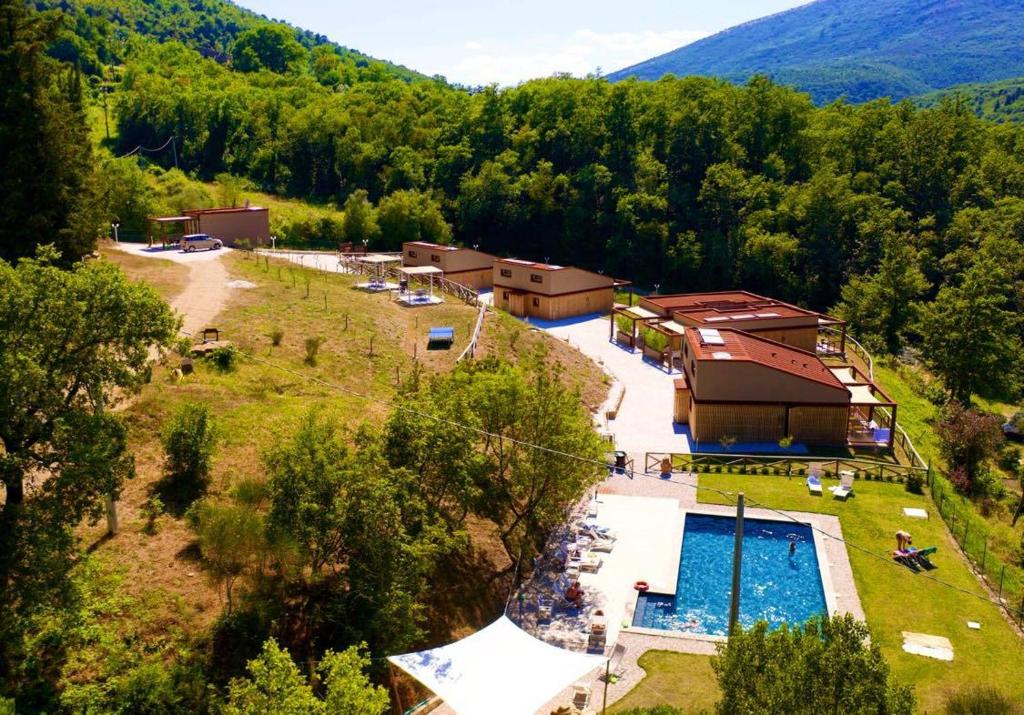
632,513,826,636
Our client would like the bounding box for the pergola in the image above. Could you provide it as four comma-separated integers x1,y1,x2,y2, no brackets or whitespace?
831,365,897,450
609,304,662,346
146,215,197,247
354,253,402,278
817,315,849,358
398,265,443,304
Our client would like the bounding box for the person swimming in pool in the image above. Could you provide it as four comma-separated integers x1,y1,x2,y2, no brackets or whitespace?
789,540,797,556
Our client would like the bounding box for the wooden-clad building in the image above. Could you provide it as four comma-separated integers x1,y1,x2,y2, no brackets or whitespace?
677,326,862,447
493,258,622,320
402,241,497,290
183,205,270,247
639,290,845,355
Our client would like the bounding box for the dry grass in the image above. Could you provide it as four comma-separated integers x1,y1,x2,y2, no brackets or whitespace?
80,250,613,655
99,242,190,302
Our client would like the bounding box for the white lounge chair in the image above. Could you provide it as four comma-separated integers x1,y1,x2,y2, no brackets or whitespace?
580,551,602,573
806,475,823,495
830,471,855,500
601,643,627,682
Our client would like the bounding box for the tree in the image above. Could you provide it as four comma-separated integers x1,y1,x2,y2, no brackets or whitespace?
223,639,322,715
161,402,217,501
712,615,914,715
0,248,178,680
935,401,1004,495
231,24,307,74
186,499,265,614
223,639,387,715
377,190,452,249
0,0,100,264
341,189,382,248
835,232,929,354
916,252,1022,403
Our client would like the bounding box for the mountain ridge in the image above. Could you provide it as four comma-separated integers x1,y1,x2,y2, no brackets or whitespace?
607,0,1024,104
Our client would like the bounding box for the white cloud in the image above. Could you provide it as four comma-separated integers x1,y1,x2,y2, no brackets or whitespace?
423,28,708,87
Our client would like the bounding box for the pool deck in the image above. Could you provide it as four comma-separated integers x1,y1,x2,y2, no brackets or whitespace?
531,471,867,713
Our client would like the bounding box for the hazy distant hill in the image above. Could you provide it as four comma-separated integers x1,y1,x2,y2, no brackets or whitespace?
917,77,1024,123
608,0,1024,104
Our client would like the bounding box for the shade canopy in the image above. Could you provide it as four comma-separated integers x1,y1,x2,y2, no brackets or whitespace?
848,384,882,405
400,265,443,276
357,254,403,264
623,306,661,320
388,617,605,715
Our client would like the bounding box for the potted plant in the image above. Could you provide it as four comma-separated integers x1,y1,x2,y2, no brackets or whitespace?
641,326,670,365
615,314,635,348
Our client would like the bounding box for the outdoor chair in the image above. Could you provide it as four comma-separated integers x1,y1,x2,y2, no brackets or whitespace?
579,551,602,573
588,536,615,553
571,683,591,711
600,643,627,683
806,475,823,496
829,471,855,500
537,596,553,623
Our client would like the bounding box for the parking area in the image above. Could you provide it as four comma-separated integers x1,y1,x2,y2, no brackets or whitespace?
530,314,688,458
112,241,232,264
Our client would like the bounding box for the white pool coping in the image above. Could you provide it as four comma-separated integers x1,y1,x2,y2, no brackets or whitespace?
620,505,844,644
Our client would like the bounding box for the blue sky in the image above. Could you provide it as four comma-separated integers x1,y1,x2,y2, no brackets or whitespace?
238,0,811,85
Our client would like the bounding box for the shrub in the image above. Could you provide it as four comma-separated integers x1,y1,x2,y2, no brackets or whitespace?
641,326,669,352
944,686,1018,715
161,402,217,498
141,495,164,535
905,473,924,494
207,345,238,372
269,327,284,347
304,336,325,366
948,465,972,495
997,446,1022,473
979,497,1002,518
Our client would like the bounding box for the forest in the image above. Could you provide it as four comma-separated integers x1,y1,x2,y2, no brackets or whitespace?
2,0,1024,710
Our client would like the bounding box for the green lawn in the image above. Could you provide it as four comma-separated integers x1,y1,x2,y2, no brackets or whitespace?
610,651,718,714
691,474,1024,712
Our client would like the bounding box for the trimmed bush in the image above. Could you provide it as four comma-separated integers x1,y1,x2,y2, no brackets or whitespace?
269,327,284,346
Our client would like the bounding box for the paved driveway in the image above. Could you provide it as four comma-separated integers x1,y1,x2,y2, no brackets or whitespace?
531,315,689,458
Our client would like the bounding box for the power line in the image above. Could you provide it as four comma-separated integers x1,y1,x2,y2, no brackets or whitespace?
183,313,1012,616
119,135,178,168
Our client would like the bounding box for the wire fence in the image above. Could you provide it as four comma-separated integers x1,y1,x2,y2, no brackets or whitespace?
645,452,926,482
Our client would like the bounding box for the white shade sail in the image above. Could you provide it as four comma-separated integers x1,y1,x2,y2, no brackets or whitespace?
388,617,605,715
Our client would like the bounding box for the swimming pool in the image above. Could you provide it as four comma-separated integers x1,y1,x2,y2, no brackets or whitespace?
632,513,827,636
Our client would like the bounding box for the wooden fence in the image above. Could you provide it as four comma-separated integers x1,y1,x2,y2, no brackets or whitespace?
644,451,927,483
457,303,487,363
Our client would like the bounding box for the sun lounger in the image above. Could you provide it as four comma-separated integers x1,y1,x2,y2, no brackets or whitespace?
601,643,627,682
806,475,823,495
580,551,602,573
829,472,855,500
589,536,615,553
571,683,591,710
910,546,937,569
537,597,553,623
893,550,921,571
427,327,454,347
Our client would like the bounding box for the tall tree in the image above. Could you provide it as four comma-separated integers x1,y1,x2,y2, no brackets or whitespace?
0,248,178,681
835,232,929,354
916,250,1022,403
231,24,307,74
713,615,914,715
341,189,382,248
0,0,99,264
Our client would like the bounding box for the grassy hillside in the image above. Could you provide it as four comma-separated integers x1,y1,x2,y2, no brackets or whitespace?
608,0,1024,104
917,76,1024,123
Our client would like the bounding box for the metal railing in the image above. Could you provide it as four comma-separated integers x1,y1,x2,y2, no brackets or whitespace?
457,303,487,363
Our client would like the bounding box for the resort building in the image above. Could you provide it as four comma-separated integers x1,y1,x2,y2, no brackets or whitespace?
639,290,846,356
674,326,896,449
146,205,270,247
402,241,497,290
493,258,622,320
183,205,270,247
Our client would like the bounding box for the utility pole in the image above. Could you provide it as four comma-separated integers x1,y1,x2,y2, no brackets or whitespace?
728,492,745,637
171,136,179,170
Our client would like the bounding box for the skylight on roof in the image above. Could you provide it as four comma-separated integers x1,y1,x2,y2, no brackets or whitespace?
503,259,533,265
712,352,732,360
755,312,781,317
731,314,756,320
706,316,730,322
698,328,726,346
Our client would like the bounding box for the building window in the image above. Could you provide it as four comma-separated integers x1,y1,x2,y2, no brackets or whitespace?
530,273,543,284
690,361,696,375
502,291,510,301
500,268,512,278
408,250,417,258
532,297,540,307
430,254,440,263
